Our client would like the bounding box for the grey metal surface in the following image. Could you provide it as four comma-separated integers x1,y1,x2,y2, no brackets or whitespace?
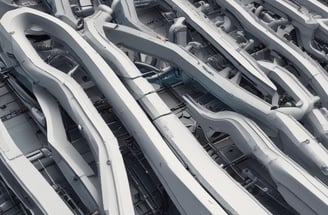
102,21,328,178
185,97,328,215
0,115,74,214
82,5,273,215
0,7,133,215
1,0,328,214
33,85,100,211
0,5,230,215
215,0,328,107
129,0,278,97
43,0,81,28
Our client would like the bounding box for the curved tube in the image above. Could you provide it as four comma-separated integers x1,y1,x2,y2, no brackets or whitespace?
258,60,319,120
263,0,315,24
34,85,100,212
168,17,187,46
42,0,82,29
304,108,328,149
0,6,236,215
300,35,328,62
0,8,134,215
254,5,263,17
267,18,289,29
84,6,240,215
260,0,328,61
256,61,328,149
102,22,328,177
157,0,277,97
185,97,328,215
111,0,158,37
111,0,121,12
0,119,74,214
215,0,328,107
82,6,272,214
